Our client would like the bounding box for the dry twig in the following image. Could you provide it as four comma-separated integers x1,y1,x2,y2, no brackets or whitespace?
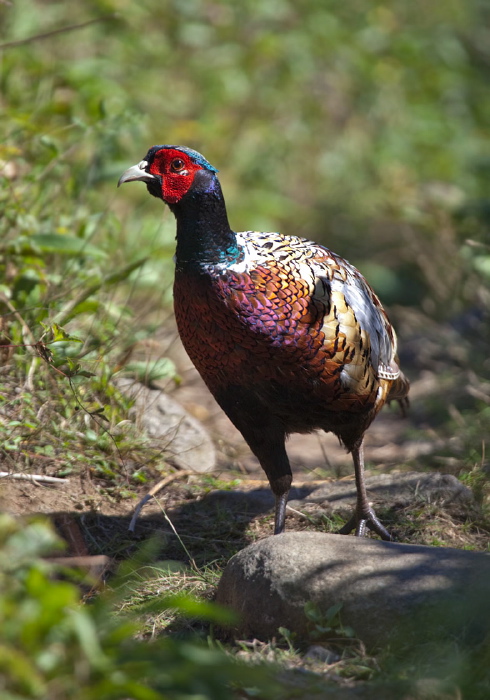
128,470,192,532
0,15,118,50
0,472,69,484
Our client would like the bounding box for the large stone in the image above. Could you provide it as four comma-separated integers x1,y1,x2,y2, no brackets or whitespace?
288,471,473,516
216,532,490,649
117,379,216,473
205,472,474,526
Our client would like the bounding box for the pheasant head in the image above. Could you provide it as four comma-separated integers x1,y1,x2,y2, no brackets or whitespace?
119,146,236,266
118,145,219,204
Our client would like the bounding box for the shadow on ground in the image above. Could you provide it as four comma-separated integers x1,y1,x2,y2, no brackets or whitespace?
52,485,312,565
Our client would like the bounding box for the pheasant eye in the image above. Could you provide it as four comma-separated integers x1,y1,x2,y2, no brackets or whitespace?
170,158,186,172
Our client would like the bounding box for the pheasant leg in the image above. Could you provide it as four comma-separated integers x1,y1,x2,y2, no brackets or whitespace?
338,441,392,541
274,492,289,535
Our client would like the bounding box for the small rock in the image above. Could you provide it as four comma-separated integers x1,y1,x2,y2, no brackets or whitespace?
303,645,340,665
117,378,216,473
216,532,490,649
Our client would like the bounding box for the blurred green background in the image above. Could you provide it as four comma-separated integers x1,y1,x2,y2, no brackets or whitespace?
2,0,490,317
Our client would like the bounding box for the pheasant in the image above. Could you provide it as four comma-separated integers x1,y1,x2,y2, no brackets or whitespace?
119,145,409,540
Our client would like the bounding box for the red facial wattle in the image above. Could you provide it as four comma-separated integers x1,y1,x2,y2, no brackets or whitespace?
149,148,203,204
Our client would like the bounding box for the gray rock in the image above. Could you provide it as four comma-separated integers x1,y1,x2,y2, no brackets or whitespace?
216,532,490,649
288,472,473,516
200,472,473,526
303,645,341,665
117,378,216,473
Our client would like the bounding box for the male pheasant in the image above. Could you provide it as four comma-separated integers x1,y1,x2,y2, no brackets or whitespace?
119,145,409,540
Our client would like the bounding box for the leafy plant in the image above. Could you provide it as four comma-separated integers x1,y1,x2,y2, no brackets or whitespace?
0,514,279,700
304,601,355,641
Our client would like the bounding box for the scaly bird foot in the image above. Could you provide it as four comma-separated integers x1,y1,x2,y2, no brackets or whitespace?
273,492,289,535
338,506,393,541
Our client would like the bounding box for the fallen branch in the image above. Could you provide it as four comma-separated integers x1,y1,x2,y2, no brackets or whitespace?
0,472,69,484
129,470,192,533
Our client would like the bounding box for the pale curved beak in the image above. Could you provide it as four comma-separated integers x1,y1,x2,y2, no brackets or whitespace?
117,161,157,187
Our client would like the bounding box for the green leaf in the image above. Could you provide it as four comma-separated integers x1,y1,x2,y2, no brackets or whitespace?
325,602,344,622
304,601,322,623
104,257,148,285
473,255,490,278
67,300,101,317
0,644,47,696
28,234,107,259
51,323,82,343
70,609,109,671
123,358,177,384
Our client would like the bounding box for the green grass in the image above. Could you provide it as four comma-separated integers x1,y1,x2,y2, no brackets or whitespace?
0,515,281,700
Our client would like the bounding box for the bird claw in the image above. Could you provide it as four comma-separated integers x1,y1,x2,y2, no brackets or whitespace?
338,507,393,541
